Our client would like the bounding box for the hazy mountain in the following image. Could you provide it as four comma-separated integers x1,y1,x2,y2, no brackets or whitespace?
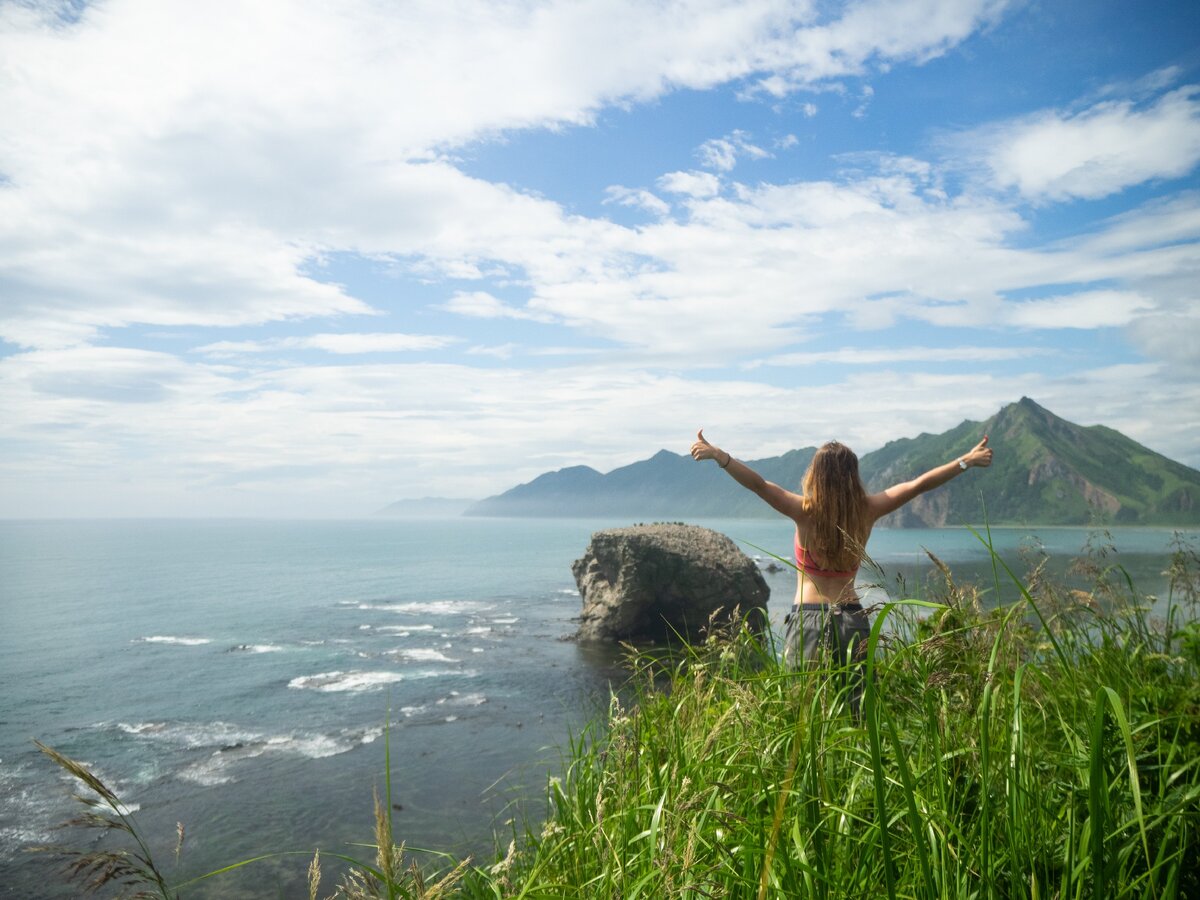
464,398,1200,526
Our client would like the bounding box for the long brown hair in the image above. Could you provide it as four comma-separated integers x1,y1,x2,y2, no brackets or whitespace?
800,441,869,571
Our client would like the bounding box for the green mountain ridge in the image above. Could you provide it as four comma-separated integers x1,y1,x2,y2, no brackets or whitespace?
464,398,1200,526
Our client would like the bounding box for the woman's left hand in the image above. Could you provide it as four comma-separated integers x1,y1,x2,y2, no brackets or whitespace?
963,435,993,468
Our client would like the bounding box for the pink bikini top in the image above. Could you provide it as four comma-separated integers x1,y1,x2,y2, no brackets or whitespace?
794,533,857,579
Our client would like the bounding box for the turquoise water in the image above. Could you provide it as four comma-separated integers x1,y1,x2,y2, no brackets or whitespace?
0,518,1192,897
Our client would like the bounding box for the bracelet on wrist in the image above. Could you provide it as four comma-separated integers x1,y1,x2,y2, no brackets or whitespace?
720,453,732,469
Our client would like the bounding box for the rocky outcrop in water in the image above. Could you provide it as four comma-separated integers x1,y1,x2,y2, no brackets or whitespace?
571,523,769,643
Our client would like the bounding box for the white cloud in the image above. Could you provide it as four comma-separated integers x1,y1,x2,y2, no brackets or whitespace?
3,0,1198,516
3,339,1196,518
697,131,771,172
1006,291,1156,330
195,333,458,356
1126,311,1200,375
466,343,519,359
757,346,1043,367
603,185,672,216
744,0,1012,93
0,0,1013,353
852,84,874,119
656,170,723,197
978,85,1200,201
442,291,555,322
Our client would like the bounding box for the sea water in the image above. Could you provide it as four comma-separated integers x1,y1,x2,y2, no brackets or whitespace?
0,518,1192,897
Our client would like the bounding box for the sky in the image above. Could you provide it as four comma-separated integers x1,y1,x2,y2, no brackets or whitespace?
1,0,1198,518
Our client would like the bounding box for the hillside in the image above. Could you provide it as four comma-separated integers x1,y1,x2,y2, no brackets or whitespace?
463,398,1200,526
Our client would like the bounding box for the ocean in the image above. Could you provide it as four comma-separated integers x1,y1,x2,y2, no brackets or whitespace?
1,518,1193,897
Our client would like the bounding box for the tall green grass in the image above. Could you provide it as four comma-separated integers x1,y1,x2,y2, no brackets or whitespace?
449,531,1200,899
37,532,1200,898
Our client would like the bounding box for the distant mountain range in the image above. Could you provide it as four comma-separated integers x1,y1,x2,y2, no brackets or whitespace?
462,398,1200,526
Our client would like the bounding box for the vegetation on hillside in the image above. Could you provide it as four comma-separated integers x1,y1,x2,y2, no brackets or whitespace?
36,531,1200,898
467,399,1200,525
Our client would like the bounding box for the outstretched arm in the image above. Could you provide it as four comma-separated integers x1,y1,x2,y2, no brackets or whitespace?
690,429,805,519
868,435,993,519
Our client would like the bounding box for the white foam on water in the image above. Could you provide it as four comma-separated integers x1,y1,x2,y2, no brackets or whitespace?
472,647,484,653
0,762,58,857
393,648,460,663
375,624,435,635
465,626,491,635
179,749,260,786
229,643,284,653
266,734,353,759
443,716,459,723
440,692,487,707
288,671,407,692
174,726,370,784
399,705,427,717
134,635,211,646
491,617,519,625
117,720,260,749
287,669,474,693
0,824,55,859
355,600,492,616
360,727,384,744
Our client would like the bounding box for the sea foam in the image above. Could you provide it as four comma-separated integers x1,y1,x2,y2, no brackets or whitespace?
392,648,460,663
353,600,491,616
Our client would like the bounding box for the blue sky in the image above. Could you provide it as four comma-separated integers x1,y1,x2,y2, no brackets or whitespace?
1,0,1198,517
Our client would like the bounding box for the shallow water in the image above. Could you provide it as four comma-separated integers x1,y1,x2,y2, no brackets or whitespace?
1,518,1192,896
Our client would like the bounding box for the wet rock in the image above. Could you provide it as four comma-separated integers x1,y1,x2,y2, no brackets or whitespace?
571,523,769,643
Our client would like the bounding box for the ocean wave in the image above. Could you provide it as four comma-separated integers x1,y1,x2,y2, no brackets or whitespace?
438,691,487,707
374,624,435,635
390,648,460,664
465,626,492,635
117,720,260,749
179,745,266,786
139,723,380,786
291,668,480,694
491,617,519,625
228,643,285,653
134,635,210,646
0,763,57,857
352,600,492,616
360,727,384,744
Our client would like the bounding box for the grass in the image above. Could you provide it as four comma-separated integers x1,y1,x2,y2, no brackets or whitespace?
35,530,1200,898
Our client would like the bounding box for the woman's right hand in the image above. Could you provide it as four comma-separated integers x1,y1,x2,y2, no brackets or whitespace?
690,429,723,463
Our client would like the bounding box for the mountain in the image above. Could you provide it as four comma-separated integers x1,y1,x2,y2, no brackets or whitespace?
465,398,1200,526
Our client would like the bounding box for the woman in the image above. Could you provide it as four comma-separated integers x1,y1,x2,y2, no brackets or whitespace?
690,429,992,708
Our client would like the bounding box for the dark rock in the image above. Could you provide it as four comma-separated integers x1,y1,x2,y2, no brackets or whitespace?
571,523,769,643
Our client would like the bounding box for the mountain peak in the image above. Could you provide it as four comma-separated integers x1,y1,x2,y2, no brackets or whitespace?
462,401,1200,524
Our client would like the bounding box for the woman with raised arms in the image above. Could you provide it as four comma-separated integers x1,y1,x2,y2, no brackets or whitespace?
690,430,993,709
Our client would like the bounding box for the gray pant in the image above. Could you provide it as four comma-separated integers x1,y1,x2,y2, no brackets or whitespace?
783,603,871,714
